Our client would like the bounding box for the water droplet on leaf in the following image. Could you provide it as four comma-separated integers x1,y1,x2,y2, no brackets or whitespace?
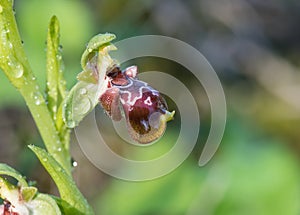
8,42,13,49
56,54,62,60
7,55,24,79
14,64,24,78
79,88,87,95
80,97,92,115
35,99,41,105
31,92,43,106
67,120,76,128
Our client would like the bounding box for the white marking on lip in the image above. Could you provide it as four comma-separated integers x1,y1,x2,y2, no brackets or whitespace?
120,86,143,106
144,96,152,106
118,79,159,106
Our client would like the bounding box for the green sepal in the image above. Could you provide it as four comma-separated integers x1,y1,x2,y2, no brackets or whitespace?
63,36,117,128
62,81,99,128
21,186,38,202
81,33,116,70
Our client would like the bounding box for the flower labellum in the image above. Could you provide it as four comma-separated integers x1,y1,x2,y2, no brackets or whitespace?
99,65,175,144
63,33,174,145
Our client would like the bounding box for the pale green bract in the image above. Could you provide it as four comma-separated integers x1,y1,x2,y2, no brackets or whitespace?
63,33,117,128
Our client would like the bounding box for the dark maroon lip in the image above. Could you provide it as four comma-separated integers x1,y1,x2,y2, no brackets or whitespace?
99,65,174,144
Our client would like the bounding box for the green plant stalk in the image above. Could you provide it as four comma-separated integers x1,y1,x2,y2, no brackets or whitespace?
0,0,71,172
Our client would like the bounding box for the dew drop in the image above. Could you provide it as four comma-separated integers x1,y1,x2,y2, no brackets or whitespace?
42,158,48,162
71,157,78,168
8,42,13,49
7,55,24,78
60,62,65,71
79,88,87,95
67,120,76,128
56,54,62,60
0,5,3,14
15,63,24,78
80,97,92,115
52,106,57,113
35,99,41,105
72,161,78,167
57,147,62,152
31,92,43,106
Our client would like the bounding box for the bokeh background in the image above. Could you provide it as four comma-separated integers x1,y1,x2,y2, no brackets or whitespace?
1,0,300,214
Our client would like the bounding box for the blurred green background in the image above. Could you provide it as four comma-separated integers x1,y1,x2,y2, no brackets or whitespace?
1,0,300,214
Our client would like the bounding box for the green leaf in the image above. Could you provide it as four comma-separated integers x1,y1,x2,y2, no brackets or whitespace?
63,37,117,128
28,145,94,215
46,15,66,123
0,163,28,187
45,16,70,160
52,196,85,215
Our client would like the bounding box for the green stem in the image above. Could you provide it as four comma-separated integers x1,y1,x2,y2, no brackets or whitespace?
0,0,71,173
